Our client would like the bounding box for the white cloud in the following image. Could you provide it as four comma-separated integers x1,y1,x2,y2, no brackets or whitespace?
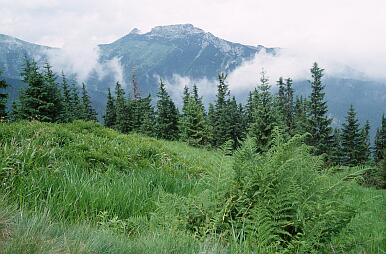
1,0,385,86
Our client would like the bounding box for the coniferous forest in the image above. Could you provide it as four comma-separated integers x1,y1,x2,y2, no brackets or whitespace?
0,58,385,253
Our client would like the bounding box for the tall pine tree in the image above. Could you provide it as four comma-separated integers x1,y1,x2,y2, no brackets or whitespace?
341,105,361,165
307,63,333,158
155,80,179,140
80,83,97,121
0,70,8,120
104,88,116,128
114,82,129,133
14,58,62,122
248,70,280,153
374,114,386,162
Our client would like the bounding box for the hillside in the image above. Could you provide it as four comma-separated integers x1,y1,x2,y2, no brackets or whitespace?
0,121,384,253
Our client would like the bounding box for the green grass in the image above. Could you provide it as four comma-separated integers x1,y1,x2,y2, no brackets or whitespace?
0,121,384,253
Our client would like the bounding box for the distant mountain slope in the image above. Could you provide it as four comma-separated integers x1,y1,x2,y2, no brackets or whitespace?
0,25,384,135
0,34,55,79
98,24,275,92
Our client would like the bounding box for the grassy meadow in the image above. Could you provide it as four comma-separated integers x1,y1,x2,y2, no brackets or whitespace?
0,121,384,253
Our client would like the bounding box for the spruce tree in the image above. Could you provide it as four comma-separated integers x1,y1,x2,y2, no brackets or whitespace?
104,88,116,128
307,63,333,158
227,96,244,148
341,105,361,165
155,80,179,140
70,81,82,120
294,96,309,135
61,72,73,122
330,128,343,165
139,95,156,136
0,70,8,120
42,62,63,122
179,95,209,146
248,70,279,153
210,73,232,147
14,58,62,122
374,114,386,162
114,82,129,133
80,83,97,121
244,91,254,130
358,120,371,164
284,78,295,134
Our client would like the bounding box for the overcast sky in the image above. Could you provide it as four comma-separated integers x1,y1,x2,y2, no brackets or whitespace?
1,0,386,82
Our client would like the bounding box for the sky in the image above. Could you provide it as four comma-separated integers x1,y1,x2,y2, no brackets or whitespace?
1,0,386,84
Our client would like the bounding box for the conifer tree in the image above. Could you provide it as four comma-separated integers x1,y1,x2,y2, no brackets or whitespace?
374,114,386,162
330,128,343,165
244,91,254,129
179,95,209,146
60,72,73,122
248,70,279,153
284,78,295,134
307,62,333,157
70,81,82,120
114,82,129,133
294,96,309,135
228,96,245,148
139,95,156,136
104,88,116,128
42,62,63,122
358,120,371,163
210,73,232,147
80,83,97,121
155,80,179,140
0,70,8,120
14,58,62,122
341,105,361,165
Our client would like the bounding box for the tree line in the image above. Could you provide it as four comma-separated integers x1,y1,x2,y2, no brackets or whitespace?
0,59,385,167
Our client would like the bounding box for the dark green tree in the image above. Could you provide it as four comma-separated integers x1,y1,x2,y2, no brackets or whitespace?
294,96,309,135
80,83,97,121
0,70,8,120
70,81,82,120
114,82,129,133
13,58,62,122
358,120,371,164
341,105,361,165
374,114,386,162
139,95,156,136
307,63,333,158
179,95,209,146
210,73,232,147
330,128,343,165
60,72,73,122
104,88,116,128
155,80,179,140
248,70,280,153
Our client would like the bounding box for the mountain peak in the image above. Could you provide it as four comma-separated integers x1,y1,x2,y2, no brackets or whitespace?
129,28,141,35
147,24,205,38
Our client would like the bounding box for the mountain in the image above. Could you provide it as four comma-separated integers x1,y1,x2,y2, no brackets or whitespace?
98,24,275,92
0,24,385,136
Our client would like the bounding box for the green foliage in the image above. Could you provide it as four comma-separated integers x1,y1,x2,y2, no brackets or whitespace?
13,59,63,122
0,69,8,120
155,80,179,140
103,88,116,128
374,114,386,162
307,62,333,158
179,89,210,147
80,83,97,121
0,121,384,253
248,70,282,153
341,105,362,165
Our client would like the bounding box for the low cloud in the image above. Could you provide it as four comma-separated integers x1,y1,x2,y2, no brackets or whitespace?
45,43,125,86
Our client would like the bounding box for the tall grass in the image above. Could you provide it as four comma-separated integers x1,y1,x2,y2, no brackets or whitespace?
0,121,384,253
